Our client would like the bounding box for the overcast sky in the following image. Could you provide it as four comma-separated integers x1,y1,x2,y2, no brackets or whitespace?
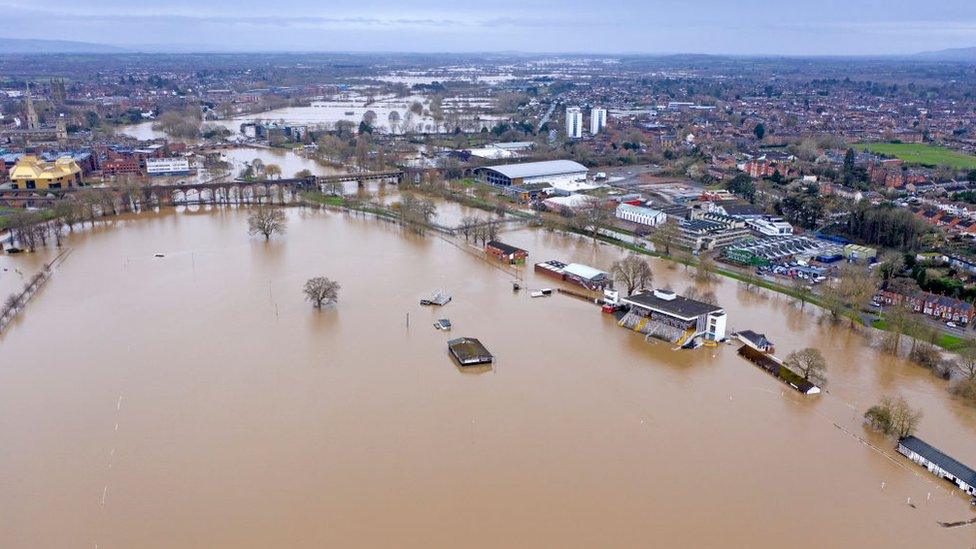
4,0,976,55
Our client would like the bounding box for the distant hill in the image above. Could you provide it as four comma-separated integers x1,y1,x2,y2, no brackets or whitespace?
914,47,976,62
0,37,126,54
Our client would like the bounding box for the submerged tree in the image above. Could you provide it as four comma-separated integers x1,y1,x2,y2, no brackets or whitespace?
783,347,828,385
610,254,654,296
695,255,717,283
397,193,437,231
263,163,282,180
247,206,287,241
303,277,341,308
864,396,922,438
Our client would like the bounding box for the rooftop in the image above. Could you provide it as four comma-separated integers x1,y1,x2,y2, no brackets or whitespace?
447,337,494,366
623,289,723,320
486,241,527,256
563,263,608,281
899,436,976,487
479,160,588,180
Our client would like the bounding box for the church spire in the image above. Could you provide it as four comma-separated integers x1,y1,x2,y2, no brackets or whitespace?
25,83,39,130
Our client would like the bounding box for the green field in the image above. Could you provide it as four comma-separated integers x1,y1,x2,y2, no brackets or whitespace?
856,142,976,170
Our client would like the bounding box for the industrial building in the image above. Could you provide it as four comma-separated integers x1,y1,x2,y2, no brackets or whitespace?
474,160,588,189
724,236,841,265
615,203,666,227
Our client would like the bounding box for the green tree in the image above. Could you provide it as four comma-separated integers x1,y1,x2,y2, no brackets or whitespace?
753,123,766,140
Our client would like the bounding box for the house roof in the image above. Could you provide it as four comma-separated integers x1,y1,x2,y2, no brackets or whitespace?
899,436,976,487
737,330,772,347
478,160,588,180
623,289,723,320
486,241,526,256
563,263,608,281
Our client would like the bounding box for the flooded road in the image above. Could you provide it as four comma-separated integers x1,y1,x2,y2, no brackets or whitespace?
0,208,974,548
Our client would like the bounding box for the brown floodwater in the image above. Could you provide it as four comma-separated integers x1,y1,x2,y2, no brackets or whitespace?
1,207,975,548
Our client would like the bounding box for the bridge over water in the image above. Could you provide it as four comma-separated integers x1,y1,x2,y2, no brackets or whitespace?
0,171,404,208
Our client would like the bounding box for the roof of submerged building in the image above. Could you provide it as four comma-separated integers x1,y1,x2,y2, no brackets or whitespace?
623,289,724,320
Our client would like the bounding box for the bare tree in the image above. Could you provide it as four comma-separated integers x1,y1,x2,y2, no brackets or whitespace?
247,207,287,241
362,110,377,128
890,397,923,438
4,293,19,315
864,396,922,438
610,254,654,296
326,180,344,196
956,343,976,380
388,110,401,134
458,216,478,242
695,254,717,283
396,193,437,231
880,301,912,355
836,263,879,327
264,163,282,180
650,218,681,256
303,277,341,308
783,347,828,384
791,277,812,310
572,200,615,239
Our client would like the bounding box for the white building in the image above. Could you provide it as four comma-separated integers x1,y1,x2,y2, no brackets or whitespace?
145,157,191,176
565,106,583,139
590,107,607,134
615,203,666,227
474,160,589,189
897,436,976,497
747,217,794,236
542,194,597,213
618,288,727,345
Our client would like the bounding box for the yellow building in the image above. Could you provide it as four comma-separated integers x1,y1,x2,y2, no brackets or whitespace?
9,155,82,190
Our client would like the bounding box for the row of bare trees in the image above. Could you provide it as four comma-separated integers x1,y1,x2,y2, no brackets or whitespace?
457,216,499,246
394,193,437,234
0,263,53,332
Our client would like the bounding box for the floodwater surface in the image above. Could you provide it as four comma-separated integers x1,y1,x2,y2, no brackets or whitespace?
0,208,974,548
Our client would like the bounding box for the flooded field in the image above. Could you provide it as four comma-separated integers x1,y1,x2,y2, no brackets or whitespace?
213,147,345,179
1,207,974,548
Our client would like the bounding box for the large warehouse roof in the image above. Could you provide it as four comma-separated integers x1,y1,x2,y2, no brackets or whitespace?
479,160,588,179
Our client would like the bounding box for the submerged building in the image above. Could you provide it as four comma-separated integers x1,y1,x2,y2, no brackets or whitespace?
897,436,976,497
534,260,612,291
617,288,727,346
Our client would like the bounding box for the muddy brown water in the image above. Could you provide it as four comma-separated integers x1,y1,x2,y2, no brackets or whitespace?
1,207,974,548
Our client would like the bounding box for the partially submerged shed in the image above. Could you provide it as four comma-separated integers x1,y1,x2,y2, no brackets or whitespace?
448,337,494,366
